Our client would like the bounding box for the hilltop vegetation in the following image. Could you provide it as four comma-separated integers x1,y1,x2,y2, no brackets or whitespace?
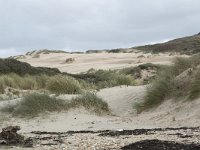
134,33,200,54
25,49,68,55
0,58,60,75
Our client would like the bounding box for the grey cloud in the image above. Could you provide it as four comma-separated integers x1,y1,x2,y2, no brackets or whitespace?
0,0,200,57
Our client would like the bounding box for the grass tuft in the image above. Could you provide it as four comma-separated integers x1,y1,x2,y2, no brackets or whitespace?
46,76,82,94
189,70,200,100
70,92,109,114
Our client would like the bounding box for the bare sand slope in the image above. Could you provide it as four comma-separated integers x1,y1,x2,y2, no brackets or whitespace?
97,85,145,116
19,53,175,73
1,86,200,133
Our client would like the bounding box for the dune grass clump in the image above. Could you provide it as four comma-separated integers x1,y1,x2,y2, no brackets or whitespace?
135,72,172,113
46,76,82,94
0,78,5,94
136,54,200,113
171,57,191,76
2,93,68,117
70,92,109,114
189,70,200,100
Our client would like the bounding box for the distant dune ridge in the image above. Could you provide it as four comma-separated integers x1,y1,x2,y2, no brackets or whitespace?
134,33,200,54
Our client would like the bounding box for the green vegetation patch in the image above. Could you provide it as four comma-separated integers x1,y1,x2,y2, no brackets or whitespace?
1,93,109,117
46,75,82,94
68,69,136,89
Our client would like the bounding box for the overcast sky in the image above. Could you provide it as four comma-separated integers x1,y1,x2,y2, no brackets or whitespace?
0,0,200,57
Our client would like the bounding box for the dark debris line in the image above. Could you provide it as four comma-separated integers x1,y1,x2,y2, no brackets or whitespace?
121,139,200,150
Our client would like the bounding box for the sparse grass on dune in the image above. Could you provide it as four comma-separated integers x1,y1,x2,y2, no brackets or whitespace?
136,53,200,113
1,93,109,117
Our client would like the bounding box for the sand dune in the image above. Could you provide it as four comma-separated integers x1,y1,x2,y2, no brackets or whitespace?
19,52,175,73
